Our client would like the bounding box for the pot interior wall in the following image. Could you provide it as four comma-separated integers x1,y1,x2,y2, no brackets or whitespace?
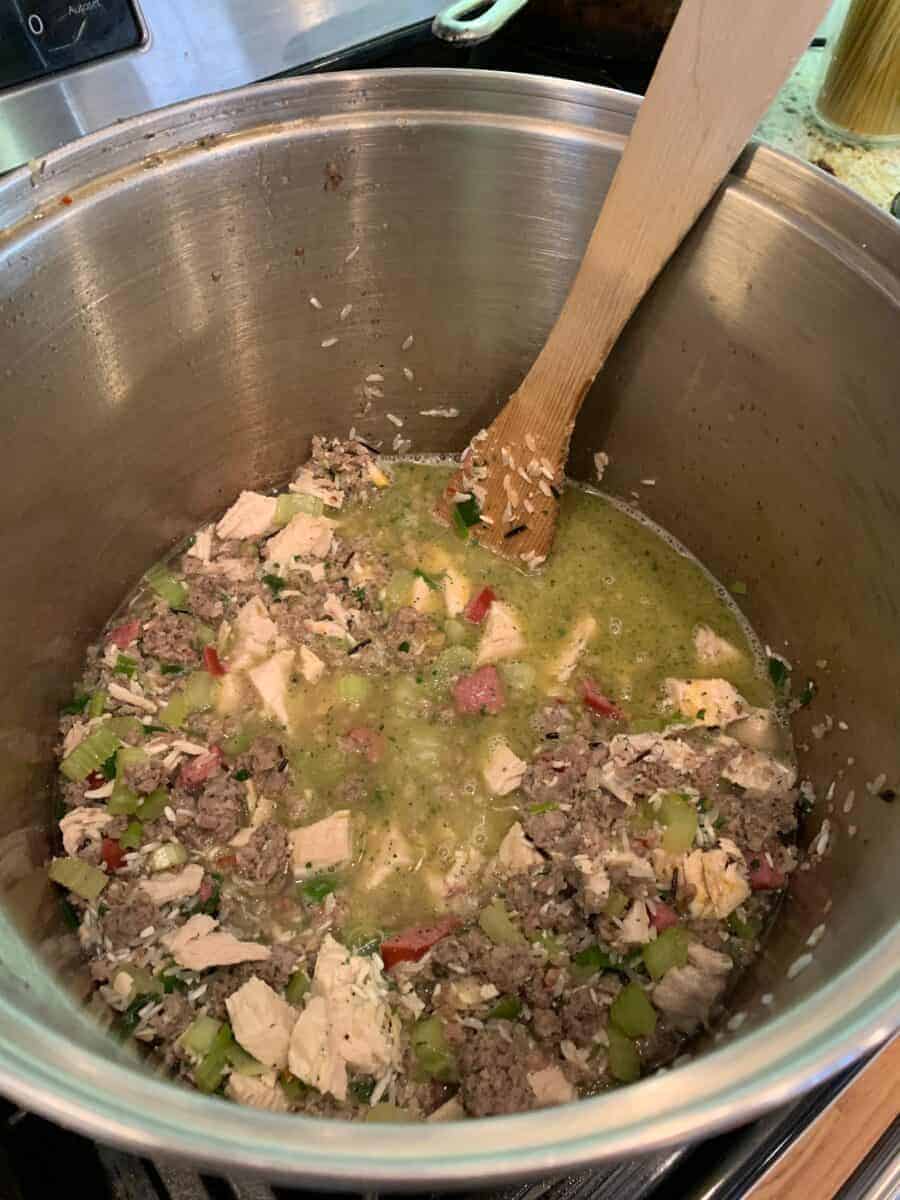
0,73,896,1153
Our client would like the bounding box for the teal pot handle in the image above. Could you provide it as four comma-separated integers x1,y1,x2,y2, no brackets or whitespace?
432,0,531,44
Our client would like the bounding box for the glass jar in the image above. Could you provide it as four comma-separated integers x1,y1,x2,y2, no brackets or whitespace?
814,0,900,144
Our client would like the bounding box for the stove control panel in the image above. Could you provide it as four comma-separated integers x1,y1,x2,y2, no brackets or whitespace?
0,0,142,89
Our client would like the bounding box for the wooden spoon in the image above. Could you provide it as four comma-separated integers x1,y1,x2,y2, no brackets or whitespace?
435,0,829,568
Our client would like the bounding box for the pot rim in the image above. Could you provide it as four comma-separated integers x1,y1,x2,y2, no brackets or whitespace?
0,69,897,1185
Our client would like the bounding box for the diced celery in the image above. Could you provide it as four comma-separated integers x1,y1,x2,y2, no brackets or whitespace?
222,731,253,758
531,930,567,964
607,1026,641,1084
727,912,762,941
275,492,324,525
300,875,338,904
336,674,370,704
384,569,415,611
148,842,188,873
106,716,144,740
194,622,216,648
659,792,698,853
478,899,525,946
411,1016,458,1082
391,675,420,711
48,857,108,900
570,944,616,984
628,801,656,834
119,820,143,850
500,661,537,692
431,646,474,686
181,1015,223,1056
146,563,188,610
113,654,138,678
194,1023,234,1093
115,965,162,1002
135,789,168,822
117,745,148,773
642,927,690,981
160,671,218,728
487,995,522,1021
107,782,140,816
60,726,121,782
366,1103,410,1123
226,1042,269,1077
610,982,658,1038
88,690,106,718
285,969,311,1004
444,619,468,646
603,889,630,919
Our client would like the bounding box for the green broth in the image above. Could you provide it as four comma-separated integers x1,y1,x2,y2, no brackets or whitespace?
278,462,771,933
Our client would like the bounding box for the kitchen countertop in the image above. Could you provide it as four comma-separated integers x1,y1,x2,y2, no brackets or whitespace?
758,47,900,215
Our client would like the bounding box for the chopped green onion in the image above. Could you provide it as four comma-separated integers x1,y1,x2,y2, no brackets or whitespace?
570,943,618,984
452,505,469,540
275,492,324,525
411,1016,458,1082
119,993,157,1037
610,982,657,1038
60,726,121,782
301,874,338,903
48,857,108,900
478,899,525,946
262,573,287,596
455,496,481,527
487,995,522,1021
726,912,761,940
797,679,817,708
233,768,250,782
285,969,311,1005
60,695,90,716
193,1023,235,1093
88,690,106,718
146,563,189,610
642,927,690,981
226,1042,269,1077
279,1072,308,1103
114,654,138,678
529,801,559,815
99,752,119,781
160,663,184,675
607,1025,641,1084
397,641,410,653
59,897,80,930
119,820,143,850
413,567,440,591
768,656,790,689
349,1076,376,1103
148,842,188,873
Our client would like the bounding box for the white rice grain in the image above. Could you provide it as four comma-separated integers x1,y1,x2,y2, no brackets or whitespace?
403,367,415,382
807,923,826,948
321,336,339,349
420,408,459,418
386,413,404,428
401,334,414,351
309,296,322,310
365,373,384,383
340,303,353,321
345,244,360,263
787,953,813,979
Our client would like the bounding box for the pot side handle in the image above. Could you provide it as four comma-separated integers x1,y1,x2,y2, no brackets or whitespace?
431,0,531,44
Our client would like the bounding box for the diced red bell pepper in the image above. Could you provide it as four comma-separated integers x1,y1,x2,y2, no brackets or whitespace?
464,586,496,625
346,726,386,764
380,916,459,970
178,747,222,789
215,853,237,869
453,665,505,715
109,620,141,650
86,771,106,790
203,645,227,676
748,855,785,891
651,901,679,932
582,678,623,719
101,838,126,872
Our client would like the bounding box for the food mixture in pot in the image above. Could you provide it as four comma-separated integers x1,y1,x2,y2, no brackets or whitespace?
51,438,799,1120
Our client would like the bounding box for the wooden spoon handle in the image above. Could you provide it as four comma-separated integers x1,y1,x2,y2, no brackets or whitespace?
518,0,830,427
